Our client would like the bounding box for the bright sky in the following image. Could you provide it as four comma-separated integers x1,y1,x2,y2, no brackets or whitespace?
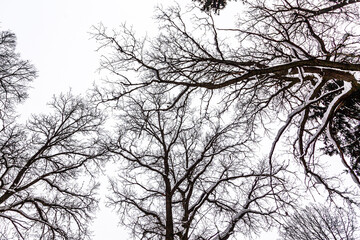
0,1,278,239
0,0,174,119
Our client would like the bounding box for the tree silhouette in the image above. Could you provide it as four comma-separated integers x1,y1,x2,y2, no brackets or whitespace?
193,0,229,11
93,0,360,202
0,29,107,240
280,204,359,240
103,88,293,240
0,29,36,124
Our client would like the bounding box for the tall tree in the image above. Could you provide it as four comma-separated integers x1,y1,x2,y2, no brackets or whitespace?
0,29,106,239
0,93,106,240
104,88,293,240
0,29,36,123
280,204,359,240
93,0,360,201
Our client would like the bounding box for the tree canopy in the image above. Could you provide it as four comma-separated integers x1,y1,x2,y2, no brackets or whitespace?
1,0,352,239
94,0,360,205
280,204,359,240
103,88,293,240
0,30,36,121
193,0,234,11
0,29,107,240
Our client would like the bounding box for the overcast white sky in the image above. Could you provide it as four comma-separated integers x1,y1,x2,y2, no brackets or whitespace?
0,0,174,119
0,1,278,239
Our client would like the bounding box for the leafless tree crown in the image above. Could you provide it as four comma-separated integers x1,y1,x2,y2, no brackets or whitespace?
104,89,294,240
0,30,36,124
280,204,359,240
0,29,107,239
93,0,360,203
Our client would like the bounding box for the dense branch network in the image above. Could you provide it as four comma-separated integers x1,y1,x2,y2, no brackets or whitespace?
105,89,293,240
94,0,360,202
0,93,106,239
0,28,107,239
280,204,359,240
0,30,36,124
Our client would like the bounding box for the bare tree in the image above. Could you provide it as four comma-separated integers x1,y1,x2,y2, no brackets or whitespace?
0,29,36,123
93,0,360,200
0,93,106,240
280,204,359,240
104,87,293,240
0,29,107,239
